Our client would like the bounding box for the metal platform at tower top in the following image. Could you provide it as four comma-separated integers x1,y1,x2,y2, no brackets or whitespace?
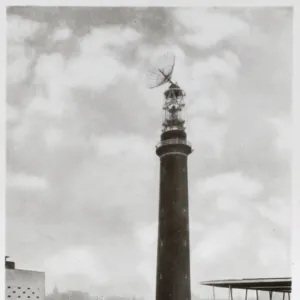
201,277,291,293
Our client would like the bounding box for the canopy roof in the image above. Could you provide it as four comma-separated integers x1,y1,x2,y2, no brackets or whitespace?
200,277,291,293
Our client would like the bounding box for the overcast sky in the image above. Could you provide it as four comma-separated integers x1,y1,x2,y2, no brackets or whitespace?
6,6,292,299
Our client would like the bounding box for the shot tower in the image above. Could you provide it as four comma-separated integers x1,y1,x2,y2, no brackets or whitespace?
146,53,192,300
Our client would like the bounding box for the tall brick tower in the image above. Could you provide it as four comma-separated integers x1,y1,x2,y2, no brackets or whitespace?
155,82,192,300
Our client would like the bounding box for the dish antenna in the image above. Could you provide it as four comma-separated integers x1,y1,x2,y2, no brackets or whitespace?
145,52,187,132
146,52,176,89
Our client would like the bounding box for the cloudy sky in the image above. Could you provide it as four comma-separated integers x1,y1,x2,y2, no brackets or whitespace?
6,6,292,299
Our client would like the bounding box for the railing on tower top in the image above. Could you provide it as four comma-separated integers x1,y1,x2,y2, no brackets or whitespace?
156,138,192,149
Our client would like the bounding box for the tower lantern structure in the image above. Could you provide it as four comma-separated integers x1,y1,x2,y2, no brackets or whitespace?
162,83,186,132
146,53,193,300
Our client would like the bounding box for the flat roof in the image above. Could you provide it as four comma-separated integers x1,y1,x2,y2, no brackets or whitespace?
200,277,291,293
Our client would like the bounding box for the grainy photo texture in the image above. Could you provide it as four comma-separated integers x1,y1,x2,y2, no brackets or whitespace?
6,6,293,300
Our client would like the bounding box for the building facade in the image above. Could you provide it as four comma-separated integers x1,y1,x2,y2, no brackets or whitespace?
5,258,45,300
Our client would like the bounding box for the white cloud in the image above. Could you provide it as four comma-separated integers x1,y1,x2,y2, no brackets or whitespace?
257,197,291,229
10,123,30,145
17,26,139,149
173,8,249,49
7,172,49,190
9,54,70,145
136,260,155,300
198,171,263,198
93,134,153,159
188,89,231,116
7,15,43,85
33,53,71,117
44,127,64,149
7,104,20,123
258,236,289,267
135,222,158,253
188,117,227,157
67,132,157,215
7,15,42,43
189,51,241,88
67,26,141,91
197,55,238,80
140,44,187,74
135,223,157,292
195,172,263,217
34,27,137,98
192,221,244,263
66,54,124,91
80,26,141,55
52,26,72,41
35,53,65,80
28,94,69,118
7,44,34,85
44,246,107,284
10,94,68,148
269,116,292,152
181,51,238,120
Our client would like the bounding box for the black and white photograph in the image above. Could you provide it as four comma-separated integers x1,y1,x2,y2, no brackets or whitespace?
4,5,296,300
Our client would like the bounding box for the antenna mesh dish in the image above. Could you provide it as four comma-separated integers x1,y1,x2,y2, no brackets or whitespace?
146,52,175,89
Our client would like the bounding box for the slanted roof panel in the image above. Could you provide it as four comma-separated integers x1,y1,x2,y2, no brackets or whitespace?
200,277,292,293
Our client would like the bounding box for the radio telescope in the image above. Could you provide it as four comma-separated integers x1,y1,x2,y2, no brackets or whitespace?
146,52,176,89
146,52,186,132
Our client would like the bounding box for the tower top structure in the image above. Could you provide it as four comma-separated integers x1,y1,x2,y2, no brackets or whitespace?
146,52,188,133
162,82,186,132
